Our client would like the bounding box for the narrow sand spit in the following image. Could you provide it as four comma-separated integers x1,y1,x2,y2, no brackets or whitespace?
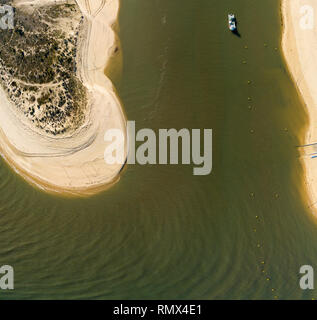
282,0,317,213
0,0,127,196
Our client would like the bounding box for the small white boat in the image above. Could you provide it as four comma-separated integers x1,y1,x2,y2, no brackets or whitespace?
228,14,237,31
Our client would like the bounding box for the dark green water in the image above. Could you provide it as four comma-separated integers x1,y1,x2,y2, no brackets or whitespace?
1,0,317,299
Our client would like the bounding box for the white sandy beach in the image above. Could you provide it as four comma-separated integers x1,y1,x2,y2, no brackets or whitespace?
282,0,317,213
0,0,127,195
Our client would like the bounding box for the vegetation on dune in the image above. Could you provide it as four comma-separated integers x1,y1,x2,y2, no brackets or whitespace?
0,1,87,136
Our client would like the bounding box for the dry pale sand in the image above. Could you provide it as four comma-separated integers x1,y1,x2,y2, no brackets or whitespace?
0,0,127,196
282,0,317,213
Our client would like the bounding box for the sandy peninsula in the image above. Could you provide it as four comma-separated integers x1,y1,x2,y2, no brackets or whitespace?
0,0,127,195
282,0,317,213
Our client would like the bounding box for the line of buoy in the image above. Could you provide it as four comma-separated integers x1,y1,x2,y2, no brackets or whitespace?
253,215,280,299
245,50,280,299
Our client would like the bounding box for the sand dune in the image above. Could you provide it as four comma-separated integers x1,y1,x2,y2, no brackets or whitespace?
0,0,127,195
282,0,317,213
